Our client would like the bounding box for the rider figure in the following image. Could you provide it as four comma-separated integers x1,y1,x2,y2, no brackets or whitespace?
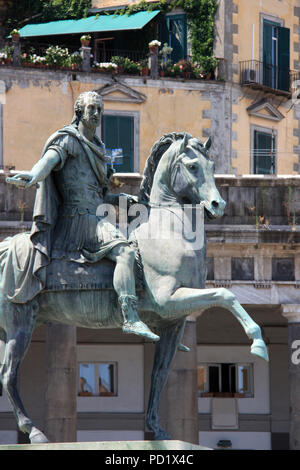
7,90,159,343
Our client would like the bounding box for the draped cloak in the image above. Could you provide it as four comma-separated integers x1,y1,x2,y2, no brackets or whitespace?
0,124,123,304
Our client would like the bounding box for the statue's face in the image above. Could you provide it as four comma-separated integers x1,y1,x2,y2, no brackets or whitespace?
81,95,102,129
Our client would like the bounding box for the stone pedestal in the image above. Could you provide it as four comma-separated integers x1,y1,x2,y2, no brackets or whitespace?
282,305,300,450
12,39,21,66
162,318,199,444
149,47,159,79
0,440,211,451
81,46,91,72
44,324,77,443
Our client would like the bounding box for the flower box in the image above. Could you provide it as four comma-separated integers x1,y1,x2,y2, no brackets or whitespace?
141,67,149,76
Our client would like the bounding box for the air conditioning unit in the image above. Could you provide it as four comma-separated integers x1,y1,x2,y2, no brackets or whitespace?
242,68,258,84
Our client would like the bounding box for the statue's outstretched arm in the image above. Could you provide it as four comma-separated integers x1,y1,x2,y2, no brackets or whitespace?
6,149,60,188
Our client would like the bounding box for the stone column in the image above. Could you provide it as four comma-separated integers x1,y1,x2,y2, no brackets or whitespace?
162,318,199,444
12,35,21,66
81,46,91,72
281,305,300,450
44,324,77,443
149,46,159,79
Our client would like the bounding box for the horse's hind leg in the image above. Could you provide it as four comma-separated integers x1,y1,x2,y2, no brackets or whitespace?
146,318,186,440
0,301,48,444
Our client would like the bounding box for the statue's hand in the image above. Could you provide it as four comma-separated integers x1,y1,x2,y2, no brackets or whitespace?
6,173,39,188
125,194,139,206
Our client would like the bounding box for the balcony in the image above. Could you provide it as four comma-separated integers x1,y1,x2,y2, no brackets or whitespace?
239,60,299,97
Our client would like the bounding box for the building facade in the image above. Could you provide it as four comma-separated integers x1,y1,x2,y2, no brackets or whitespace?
0,0,300,450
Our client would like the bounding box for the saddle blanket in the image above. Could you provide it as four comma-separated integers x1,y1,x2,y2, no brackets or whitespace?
45,258,143,292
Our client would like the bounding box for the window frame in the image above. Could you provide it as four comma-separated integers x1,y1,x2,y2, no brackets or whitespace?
100,110,140,173
259,13,284,65
250,124,277,175
78,361,118,397
197,362,254,398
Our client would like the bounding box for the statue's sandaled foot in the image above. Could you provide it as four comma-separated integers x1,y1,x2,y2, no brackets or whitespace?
251,338,269,361
178,343,190,352
122,321,160,342
29,427,49,444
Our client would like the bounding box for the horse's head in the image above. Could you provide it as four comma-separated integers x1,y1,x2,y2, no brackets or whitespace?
169,134,226,219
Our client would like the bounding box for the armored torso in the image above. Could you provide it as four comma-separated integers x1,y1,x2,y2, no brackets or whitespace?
49,131,115,260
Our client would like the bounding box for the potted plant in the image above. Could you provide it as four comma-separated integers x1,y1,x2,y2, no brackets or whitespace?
69,51,82,70
139,58,149,76
92,61,118,73
111,55,125,74
149,40,161,53
159,42,173,77
122,57,141,75
177,59,193,79
10,29,20,42
0,45,13,65
44,45,70,69
198,56,219,80
80,34,91,47
167,63,181,78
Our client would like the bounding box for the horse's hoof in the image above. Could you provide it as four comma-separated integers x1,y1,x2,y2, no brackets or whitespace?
251,339,269,361
29,427,49,444
178,343,190,352
154,430,172,440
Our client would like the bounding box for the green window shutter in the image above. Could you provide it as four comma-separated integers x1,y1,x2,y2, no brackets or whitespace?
160,14,187,62
263,21,275,88
103,115,134,173
278,26,290,91
253,130,275,175
263,20,290,91
263,21,273,66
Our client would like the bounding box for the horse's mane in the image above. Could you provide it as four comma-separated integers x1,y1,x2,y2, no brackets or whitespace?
140,132,192,202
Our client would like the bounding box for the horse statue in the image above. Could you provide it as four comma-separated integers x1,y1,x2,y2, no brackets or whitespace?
0,132,268,444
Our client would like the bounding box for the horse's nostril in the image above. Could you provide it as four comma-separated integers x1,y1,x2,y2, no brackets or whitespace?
212,200,219,208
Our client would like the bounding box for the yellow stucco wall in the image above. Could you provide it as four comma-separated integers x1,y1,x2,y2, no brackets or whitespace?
3,77,211,172
91,0,154,9
232,95,298,175
2,0,299,175
3,80,91,170
233,0,298,82
230,0,299,175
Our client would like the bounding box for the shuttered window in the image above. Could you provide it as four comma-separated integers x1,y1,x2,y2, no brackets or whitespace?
103,115,134,173
263,20,290,92
253,129,276,175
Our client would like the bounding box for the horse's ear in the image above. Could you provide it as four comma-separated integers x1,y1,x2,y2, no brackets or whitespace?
204,136,212,151
179,133,189,154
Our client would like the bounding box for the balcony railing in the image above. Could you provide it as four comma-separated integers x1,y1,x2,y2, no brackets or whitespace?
95,48,147,64
239,60,299,96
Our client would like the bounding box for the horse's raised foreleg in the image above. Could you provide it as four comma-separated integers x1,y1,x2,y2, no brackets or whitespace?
146,318,186,440
153,287,268,361
0,301,49,443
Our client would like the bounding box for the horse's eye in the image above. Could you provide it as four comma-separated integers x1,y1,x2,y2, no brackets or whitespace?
187,164,197,172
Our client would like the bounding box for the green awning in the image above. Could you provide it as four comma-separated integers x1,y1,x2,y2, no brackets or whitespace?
17,10,160,38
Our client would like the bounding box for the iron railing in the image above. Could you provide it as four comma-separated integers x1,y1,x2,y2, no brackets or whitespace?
239,60,296,94
94,48,147,64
